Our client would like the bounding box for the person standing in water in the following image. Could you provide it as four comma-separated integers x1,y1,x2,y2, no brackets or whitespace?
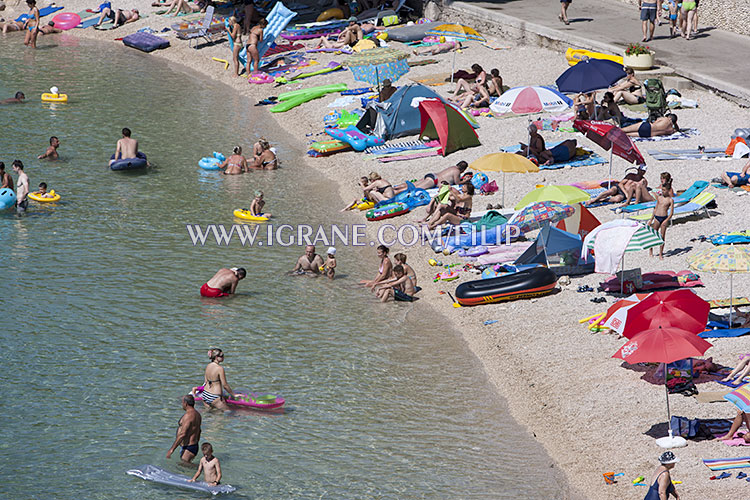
23,0,40,49
293,245,324,275
167,394,202,463
198,348,235,410
12,160,29,214
38,136,60,160
189,443,223,486
0,162,14,190
109,127,140,165
200,267,246,297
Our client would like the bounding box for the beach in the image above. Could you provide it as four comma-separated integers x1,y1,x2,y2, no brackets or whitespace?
5,1,750,498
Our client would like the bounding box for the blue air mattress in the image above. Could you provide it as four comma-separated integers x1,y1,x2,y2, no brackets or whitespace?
122,32,170,52
110,152,147,171
127,465,236,495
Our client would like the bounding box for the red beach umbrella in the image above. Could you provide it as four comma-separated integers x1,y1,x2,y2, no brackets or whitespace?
620,290,710,339
573,120,645,188
613,325,712,449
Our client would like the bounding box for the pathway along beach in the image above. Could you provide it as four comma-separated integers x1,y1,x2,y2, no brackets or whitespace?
4,0,750,498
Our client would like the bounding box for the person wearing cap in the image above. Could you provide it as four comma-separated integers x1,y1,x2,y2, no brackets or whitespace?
643,451,680,500
310,17,362,49
323,247,337,280
200,267,246,298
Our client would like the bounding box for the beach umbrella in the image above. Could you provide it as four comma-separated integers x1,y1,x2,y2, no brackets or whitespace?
424,23,485,84
346,47,410,94
613,325,712,448
514,184,589,211
573,120,645,189
555,58,627,94
602,293,651,332
619,290,710,339
470,152,539,206
688,245,750,326
490,86,573,116
583,219,663,294
509,200,575,234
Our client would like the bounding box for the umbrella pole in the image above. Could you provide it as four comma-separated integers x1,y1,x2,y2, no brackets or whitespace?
730,274,734,327
376,67,381,100
608,148,614,190
450,50,456,84
665,369,674,441
620,253,625,296
527,118,531,159
502,172,506,207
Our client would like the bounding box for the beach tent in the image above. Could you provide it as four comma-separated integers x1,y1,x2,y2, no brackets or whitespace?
418,98,480,156
556,204,600,238
356,84,444,139
515,225,582,266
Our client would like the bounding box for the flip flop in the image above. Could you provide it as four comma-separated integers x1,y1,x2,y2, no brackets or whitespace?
737,472,747,479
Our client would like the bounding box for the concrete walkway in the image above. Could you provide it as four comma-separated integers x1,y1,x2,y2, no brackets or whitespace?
446,0,750,103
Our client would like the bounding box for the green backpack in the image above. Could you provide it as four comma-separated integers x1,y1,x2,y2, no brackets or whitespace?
644,78,667,121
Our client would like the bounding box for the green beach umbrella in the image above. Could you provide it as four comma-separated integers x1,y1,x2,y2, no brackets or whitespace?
513,184,589,211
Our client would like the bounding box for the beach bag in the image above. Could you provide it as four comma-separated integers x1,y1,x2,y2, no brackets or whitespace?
670,416,700,439
480,180,498,194
644,78,667,122
471,172,488,190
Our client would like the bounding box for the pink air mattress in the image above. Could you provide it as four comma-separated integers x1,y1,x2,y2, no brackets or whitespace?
193,386,285,410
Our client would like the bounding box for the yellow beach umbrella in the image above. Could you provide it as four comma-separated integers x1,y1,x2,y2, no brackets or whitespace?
470,153,539,207
425,24,486,42
688,245,750,325
513,184,589,210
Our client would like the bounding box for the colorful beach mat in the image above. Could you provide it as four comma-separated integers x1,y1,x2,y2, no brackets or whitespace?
703,457,750,471
633,128,700,142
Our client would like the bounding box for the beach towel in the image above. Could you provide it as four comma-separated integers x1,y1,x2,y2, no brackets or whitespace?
15,5,63,22
475,242,535,265
593,224,638,275
365,140,431,154
702,418,733,437
265,42,304,56
306,46,353,54
601,270,704,292
648,148,727,161
709,297,750,308
501,142,606,170
699,327,750,339
703,457,750,471
370,146,441,159
633,128,700,142
721,432,750,446
408,59,438,67
378,150,439,162
695,391,730,403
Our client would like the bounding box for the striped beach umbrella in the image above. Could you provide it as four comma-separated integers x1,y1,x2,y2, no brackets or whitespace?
584,220,663,253
489,86,573,116
688,245,750,325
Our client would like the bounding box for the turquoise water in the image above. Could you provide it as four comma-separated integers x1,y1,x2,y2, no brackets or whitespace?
0,36,564,498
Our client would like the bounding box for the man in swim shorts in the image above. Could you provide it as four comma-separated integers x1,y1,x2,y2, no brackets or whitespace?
293,245,324,275
722,159,750,188
392,161,469,194
38,136,59,160
531,139,578,166
0,91,25,104
167,394,202,463
622,114,679,138
12,160,29,214
201,267,246,297
639,0,657,42
109,127,139,165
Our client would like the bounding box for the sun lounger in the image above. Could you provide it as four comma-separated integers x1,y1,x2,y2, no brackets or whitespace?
615,180,709,213
627,191,715,222
648,148,727,161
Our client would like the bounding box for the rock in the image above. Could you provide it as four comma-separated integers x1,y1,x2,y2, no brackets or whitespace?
0,2,6,11
423,1,441,21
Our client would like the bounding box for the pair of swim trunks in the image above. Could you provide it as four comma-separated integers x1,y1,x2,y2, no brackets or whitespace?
549,143,572,163
423,173,437,188
682,1,696,11
16,198,28,214
182,443,199,456
200,283,228,298
640,1,657,21
638,121,652,138
394,289,414,302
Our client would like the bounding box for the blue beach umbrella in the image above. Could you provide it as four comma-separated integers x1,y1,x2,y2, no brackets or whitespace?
555,58,627,94
346,47,410,92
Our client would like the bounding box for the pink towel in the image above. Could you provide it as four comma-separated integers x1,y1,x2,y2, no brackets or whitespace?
723,431,750,446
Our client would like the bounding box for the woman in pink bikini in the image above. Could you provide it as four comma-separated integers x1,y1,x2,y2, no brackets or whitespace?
360,245,393,290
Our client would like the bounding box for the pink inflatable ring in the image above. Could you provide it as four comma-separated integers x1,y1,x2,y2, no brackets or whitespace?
51,12,81,31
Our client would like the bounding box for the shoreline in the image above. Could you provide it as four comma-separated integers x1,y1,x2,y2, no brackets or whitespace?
10,2,750,497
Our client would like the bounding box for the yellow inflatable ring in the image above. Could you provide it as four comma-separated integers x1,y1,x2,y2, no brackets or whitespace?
41,93,68,102
316,7,343,22
28,190,61,203
356,200,374,211
233,209,269,222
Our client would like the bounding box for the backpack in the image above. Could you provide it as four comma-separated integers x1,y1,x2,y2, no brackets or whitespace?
644,78,667,122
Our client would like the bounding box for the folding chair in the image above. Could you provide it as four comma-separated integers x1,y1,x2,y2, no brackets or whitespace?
186,6,215,49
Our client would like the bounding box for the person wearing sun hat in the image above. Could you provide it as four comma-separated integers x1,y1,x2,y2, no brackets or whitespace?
643,451,680,500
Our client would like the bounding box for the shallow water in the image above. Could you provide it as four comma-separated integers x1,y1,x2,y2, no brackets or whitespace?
0,36,564,499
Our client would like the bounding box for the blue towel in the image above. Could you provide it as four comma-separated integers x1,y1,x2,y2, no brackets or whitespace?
501,142,607,170
699,327,750,339
15,5,64,22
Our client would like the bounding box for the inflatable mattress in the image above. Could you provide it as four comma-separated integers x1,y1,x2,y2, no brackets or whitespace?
122,32,170,52
127,465,236,494
386,21,442,42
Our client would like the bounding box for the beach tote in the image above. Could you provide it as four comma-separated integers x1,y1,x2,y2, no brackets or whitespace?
480,180,498,194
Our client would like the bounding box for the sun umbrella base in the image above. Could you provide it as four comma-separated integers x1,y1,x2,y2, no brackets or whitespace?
655,434,687,449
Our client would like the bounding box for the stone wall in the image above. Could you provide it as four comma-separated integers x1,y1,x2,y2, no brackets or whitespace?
613,0,750,37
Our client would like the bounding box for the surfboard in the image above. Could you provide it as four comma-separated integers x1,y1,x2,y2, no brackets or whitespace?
127,465,236,495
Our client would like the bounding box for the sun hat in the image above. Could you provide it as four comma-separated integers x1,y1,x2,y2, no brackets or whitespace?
659,451,680,464
327,247,336,255
348,16,357,22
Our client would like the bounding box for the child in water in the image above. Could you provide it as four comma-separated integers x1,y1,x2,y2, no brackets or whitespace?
648,178,674,259
36,182,54,198
189,443,222,486
376,265,417,302
393,253,416,288
249,190,271,218
323,247,336,279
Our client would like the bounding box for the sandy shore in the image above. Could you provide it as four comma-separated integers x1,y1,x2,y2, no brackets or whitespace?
8,1,750,497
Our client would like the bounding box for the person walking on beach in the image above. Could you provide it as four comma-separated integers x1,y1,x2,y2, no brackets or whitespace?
38,136,59,160
198,348,235,410
642,451,680,500
167,394,202,463
293,245,324,275
558,0,571,25
200,267,246,297
648,178,674,259
23,0,40,49
680,0,697,40
639,0,657,42
109,128,139,165
13,160,28,214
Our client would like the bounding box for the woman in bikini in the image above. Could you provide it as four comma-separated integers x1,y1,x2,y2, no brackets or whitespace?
610,67,645,105
362,172,394,203
360,244,393,290
218,146,247,175
23,0,40,49
648,177,674,259
427,183,474,230
451,64,487,99
249,139,277,170
246,19,267,75
226,17,243,77
199,348,235,410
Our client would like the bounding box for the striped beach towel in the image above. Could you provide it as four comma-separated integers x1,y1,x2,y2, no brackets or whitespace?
703,457,750,471
365,140,431,154
378,150,440,162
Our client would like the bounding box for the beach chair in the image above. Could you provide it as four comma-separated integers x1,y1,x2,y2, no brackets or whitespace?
615,180,709,213
185,6,216,48
627,191,716,223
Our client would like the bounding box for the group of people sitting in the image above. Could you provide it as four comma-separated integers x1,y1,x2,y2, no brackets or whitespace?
518,124,578,166
360,246,419,302
217,139,277,174
0,0,62,46
449,64,504,110
309,16,376,49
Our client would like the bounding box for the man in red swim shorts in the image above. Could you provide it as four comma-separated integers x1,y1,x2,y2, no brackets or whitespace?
200,267,246,297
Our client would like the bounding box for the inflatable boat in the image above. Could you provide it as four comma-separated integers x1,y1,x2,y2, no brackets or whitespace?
110,152,147,171
455,267,557,306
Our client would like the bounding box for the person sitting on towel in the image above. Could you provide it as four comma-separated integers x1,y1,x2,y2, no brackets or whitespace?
621,113,679,138
718,409,750,443
517,125,577,166
311,17,362,49
722,159,750,187
393,161,469,194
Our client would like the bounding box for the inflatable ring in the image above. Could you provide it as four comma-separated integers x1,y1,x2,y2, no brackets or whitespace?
41,93,68,102
51,12,81,30
28,190,61,203
0,187,17,210
199,157,221,170
316,7,343,22
233,209,269,222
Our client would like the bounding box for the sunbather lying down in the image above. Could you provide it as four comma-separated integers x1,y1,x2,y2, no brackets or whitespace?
413,40,461,56
583,168,654,207
516,127,577,166
621,114,679,138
